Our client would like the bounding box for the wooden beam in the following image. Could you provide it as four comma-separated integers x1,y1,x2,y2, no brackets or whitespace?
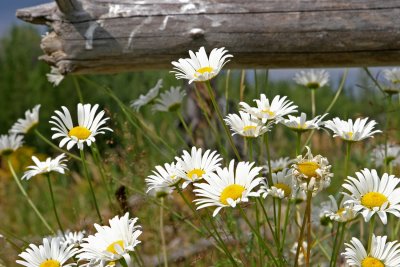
16,0,400,74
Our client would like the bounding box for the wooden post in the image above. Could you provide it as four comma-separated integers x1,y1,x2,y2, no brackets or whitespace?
16,0,400,74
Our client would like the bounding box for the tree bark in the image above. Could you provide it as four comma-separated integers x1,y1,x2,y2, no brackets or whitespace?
16,0,400,74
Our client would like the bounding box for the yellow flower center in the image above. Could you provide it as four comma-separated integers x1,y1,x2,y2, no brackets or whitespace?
306,82,320,90
40,260,60,267
336,207,346,215
261,109,275,116
187,168,205,180
220,184,245,205
106,240,124,254
297,161,320,178
361,256,384,267
274,183,292,197
243,125,257,132
361,192,388,209
196,66,214,75
68,126,91,140
347,131,354,139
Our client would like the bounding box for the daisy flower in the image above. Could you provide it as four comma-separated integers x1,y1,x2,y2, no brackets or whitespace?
193,160,263,216
343,235,400,267
282,112,327,132
371,143,400,167
240,94,298,123
22,154,68,180
152,86,186,112
171,47,233,84
17,237,78,267
342,168,400,224
46,66,65,87
61,230,86,247
263,157,293,174
293,69,329,90
321,195,355,222
50,103,112,150
292,146,333,194
77,213,142,267
224,111,271,138
130,79,163,111
175,146,222,188
259,168,295,199
145,162,181,196
324,117,381,142
0,134,24,155
383,68,400,84
10,105,41,134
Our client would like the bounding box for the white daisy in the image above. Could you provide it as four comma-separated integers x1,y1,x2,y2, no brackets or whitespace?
292,146,333,194
0,134,24,155
293,69,329,90
61,230,86,247
50,103,112,150
171,47,233,84
371,143,400,167
10,105,41,134
224,111,271,138
193,160,263,216
145,162,181,196
383,68,400,84
324,117,381,142
22,154,68,180
17,237,78,267
343,235,400,267
175,146,222,188
46,66,65,87
77,213,142,267
130,79,163,111
259,168,295,199
263,157,293,174
321,195,355,222
152,86,186,112
240,94,298,123
282,112,327,132
342,168,400,224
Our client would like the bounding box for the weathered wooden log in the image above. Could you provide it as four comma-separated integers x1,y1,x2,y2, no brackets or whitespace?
16,0,400,74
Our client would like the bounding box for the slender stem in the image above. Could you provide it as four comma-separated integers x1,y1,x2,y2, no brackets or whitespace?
277,199,282,246
296,132,302,156
34,130,82,162
248,138,254,161
281,199,292,253
367,215,376,253
306,193,312,267
294,190,312,267
264,134,273,186
46,174,64,235
80,149,103,224
311,89,316,118
384,95,393,173
332,222,346,266
254,198,263,264
8,160,55,234
159,198,168,267
73,76,84,102
254,70,259,97
176,111,196,145
257,198,278,245
204,81,241,160
329,223,341,267
338,142,352,204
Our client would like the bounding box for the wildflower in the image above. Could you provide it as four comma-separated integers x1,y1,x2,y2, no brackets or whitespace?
61,230,86,247
293,69,329,90
175,147,222,188
263,157,293,174
324,117,381,142
22,154,68,180
224,111,271,138
145,162,181,196
343,235,400,267
17,237,78,267
10,105,41,134
171,47,233,83
77,213,142,267
371,143,400,167
46,66,65,87
342,168,400,224
0,134,24,156
383,68,400,84
193,160,263,216
321,195,355,222
292,146,332,194
240,94,297,123
50,103,112,150
130,79,163,111
152,86,186,112
259,168,295,199
282,112,327,132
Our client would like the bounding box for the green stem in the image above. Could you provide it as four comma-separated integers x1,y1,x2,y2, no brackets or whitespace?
264,134,273,186
294,190,312,267
8,160,55,234
296,132,302,156
204,81,241,160
384,95,393,173
80,149,103,224
277,199,282,246
281,199,292,254
329,223,341,267
248,138,254,162
306,193,312,267
367,216,376,253
311,89,316,118
338,142,352,204
333,223,346,266
46,174,64,235
257,198,279,245
73,76,84,102
160,198,168,267
176,111,196,145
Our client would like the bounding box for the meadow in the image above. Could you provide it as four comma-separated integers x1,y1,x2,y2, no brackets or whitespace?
0,26,399,266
